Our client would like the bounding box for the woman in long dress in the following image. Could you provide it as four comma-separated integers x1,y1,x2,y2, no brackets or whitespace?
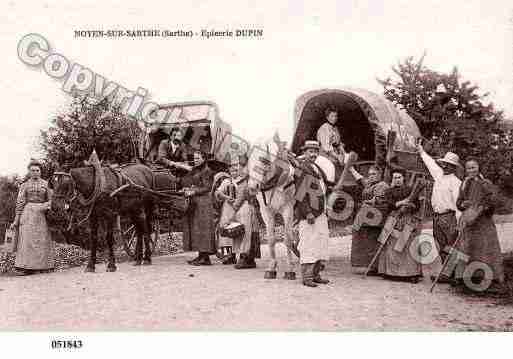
378,169,423,283
11,160,54,276
213,169,237,264
350,165,389,274
221,160,261,269
454,159,504,292
182,150,217,265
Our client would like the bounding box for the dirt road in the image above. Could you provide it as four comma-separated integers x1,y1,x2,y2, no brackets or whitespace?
1,225,512,331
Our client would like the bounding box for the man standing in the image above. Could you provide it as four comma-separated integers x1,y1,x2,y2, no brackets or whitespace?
157,127,192,175
316,106,345,167
295,140,330,287
417,143,462,282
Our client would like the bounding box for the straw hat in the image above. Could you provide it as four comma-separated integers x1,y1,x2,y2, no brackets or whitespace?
436,152,462,168
301,140,320,151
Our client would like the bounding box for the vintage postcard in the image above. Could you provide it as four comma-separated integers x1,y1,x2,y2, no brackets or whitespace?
0,0,512,356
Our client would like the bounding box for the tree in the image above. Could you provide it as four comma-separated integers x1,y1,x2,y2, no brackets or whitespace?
378,55,512,189
39,94,142,169
0,175,21,225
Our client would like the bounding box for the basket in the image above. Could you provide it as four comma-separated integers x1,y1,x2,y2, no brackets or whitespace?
220,222,245,239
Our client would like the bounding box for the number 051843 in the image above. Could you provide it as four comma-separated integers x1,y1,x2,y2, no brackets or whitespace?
51,340,83,349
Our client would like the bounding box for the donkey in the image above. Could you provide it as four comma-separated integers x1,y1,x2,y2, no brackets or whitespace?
246,135,336,279
51,162,160,272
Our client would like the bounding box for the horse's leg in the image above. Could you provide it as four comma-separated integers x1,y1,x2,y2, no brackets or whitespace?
106,215,117,272
263,210,277,279
142,202,153,265
85,214,98,272
282,205,297,280
131,212,144,266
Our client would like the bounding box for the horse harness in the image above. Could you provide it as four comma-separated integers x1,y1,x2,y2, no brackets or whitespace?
259,161,295,207
53,165,149,231
258,152,332,207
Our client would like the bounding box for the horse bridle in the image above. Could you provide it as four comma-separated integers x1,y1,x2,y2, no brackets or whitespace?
52,172,78,208
52,171,95,232
251,144,297,206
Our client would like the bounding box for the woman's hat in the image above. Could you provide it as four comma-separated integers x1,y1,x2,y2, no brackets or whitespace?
238,152,249,165
301,140,320,151
213,171,231,185
436,152,462,168
27,158,43,168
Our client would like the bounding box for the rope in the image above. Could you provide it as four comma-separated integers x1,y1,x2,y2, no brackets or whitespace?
77,164,104,206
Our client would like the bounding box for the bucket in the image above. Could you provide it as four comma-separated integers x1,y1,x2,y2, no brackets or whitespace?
2,225,17,252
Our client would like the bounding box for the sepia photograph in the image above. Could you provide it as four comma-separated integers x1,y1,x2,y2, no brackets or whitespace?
0,0,512,356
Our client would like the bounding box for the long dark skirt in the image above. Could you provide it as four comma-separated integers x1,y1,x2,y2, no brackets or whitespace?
378,215,422,278
455,214,504,282
182,194,216,254
351,226,381,270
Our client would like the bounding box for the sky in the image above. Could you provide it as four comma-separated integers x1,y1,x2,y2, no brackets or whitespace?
0,0,512,175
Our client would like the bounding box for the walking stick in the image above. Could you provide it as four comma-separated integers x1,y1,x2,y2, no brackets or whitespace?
364,214,397,277
429,229,464,293
364,178,425,277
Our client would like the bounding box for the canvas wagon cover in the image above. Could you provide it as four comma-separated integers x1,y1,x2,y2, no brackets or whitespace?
291,88,421,168
140,101,232,163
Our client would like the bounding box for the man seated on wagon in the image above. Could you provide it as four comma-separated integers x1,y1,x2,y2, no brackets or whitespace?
316,106,346,166
157,127,192,176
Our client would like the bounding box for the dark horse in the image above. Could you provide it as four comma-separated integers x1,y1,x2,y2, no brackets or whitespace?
51,162,176,272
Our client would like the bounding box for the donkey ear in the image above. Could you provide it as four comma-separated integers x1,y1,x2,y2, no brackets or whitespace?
273,131,287,152
273,131,281,144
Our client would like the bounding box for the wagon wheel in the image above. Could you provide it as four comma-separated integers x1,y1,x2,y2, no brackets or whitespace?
121,220,160,259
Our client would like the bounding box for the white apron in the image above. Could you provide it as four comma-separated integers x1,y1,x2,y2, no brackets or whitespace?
297,212,330,264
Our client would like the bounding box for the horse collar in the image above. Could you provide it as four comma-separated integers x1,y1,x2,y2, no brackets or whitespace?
235,174,249,185
260,172,280,191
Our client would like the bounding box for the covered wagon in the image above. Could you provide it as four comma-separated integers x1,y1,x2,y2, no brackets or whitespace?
291,87,428,183
290,88,434,226
140,101,233,168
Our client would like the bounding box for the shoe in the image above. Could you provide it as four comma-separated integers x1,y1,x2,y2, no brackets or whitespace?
302,280,318,288
222,254,236,265
191,257,212,266
313,277,330,284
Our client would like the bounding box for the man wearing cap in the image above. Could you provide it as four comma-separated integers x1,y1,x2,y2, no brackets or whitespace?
417,143,462,283
295,140,330,287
